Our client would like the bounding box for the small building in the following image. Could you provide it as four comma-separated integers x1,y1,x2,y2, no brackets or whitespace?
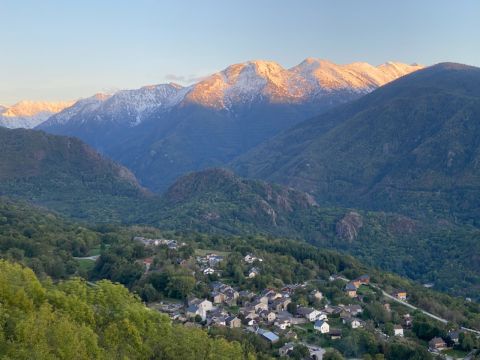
297,307,322,322
257,329,279,344
278,342,295,357
345,317,363,329
248,267,260,278
394,325,404,337
345,282,357,298
447,330,461,345
357,274,370,284
274,318,291,330
392,290,407,301
330,328,342,340
142,257,154,272
226,316,241,328
260,310,276,323
270,297,291,312
252,300,269,312
345,304,363,316
211,291,225,304
429,337,447,351
203,268,215,275
310,290,323,301
314,319,330,334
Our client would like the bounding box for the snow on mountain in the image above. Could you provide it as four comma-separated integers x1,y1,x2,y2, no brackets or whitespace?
40,58,423,128
184,59,423,109
0,100,75,129
42,83,190,128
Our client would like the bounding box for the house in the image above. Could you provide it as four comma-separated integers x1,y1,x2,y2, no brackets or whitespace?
345,304,363,316
211,292,225,304
297,307,322,322
186,305,206,321
345,282,357,298
206,254,224,267
357,274,370,284
226,316,241,328
330,328,342,340
429,337,447,351
274,318,291,330
392,290,407,301
257,329,279,344
270,297,291,312
259,310,276,323
248,267,260,278
394,325,404,337
252,300,269,312
403,314,413,328
279,342,295,357
310,290,323,301
447,330,461,345
203,268,215,275
345,318,363,329
314,319,330,334
244,254,263,264
142,257,154,272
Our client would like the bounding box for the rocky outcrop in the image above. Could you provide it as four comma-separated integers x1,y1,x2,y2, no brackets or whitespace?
336,211,363,242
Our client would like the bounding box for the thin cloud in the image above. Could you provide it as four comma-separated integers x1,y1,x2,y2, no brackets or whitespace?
164,73,210,84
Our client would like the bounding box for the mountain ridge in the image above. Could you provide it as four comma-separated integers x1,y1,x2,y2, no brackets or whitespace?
232,62,480,223
38,58,422,191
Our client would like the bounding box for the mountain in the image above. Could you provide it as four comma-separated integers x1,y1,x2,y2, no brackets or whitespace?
233,63,480,224
0,127,147,221
0,100,74,128
150,168,480,299
38,59,422,191
152,168,319,235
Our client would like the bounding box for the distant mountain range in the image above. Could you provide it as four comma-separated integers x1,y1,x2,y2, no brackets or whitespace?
36,59,422,191
0,100,74,129
233,63,480,224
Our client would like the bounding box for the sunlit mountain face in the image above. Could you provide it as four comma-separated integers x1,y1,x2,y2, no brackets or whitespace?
0,100,75,129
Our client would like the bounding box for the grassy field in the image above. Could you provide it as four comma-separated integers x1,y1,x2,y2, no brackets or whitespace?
442,348,469,359
76,258,96,272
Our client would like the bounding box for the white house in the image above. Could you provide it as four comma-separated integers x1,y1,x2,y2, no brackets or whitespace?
314,319,330,334
248,267,260,278
347,318,363,329
394,325,404,337
203,268,215,275
297,307,323,322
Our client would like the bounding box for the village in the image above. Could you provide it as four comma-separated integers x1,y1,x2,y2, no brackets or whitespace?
134,236,474,359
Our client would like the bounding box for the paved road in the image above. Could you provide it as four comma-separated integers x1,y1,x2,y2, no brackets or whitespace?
336,276,480,336
74,255,100,261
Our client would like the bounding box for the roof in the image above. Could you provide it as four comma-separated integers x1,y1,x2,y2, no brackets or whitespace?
186,305,198,313
429,337,446,345
345,283,357,291
314,319,327,326
394,325,403,329
258,330,279,342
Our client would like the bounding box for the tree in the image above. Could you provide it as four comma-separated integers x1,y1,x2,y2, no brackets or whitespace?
290,344,309,360
323,349,345,360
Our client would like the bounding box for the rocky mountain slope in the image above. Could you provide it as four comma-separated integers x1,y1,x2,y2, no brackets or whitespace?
233,63,480,224
38,59,421,191
0,100,74,128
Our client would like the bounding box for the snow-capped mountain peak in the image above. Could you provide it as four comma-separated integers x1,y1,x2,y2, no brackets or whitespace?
0,100,75,129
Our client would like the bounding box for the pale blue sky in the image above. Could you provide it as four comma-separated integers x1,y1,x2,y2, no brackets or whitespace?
1,0,479,104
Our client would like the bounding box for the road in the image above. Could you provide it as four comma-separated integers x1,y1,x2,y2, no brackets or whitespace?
335,276,480,336
74,255,100,261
